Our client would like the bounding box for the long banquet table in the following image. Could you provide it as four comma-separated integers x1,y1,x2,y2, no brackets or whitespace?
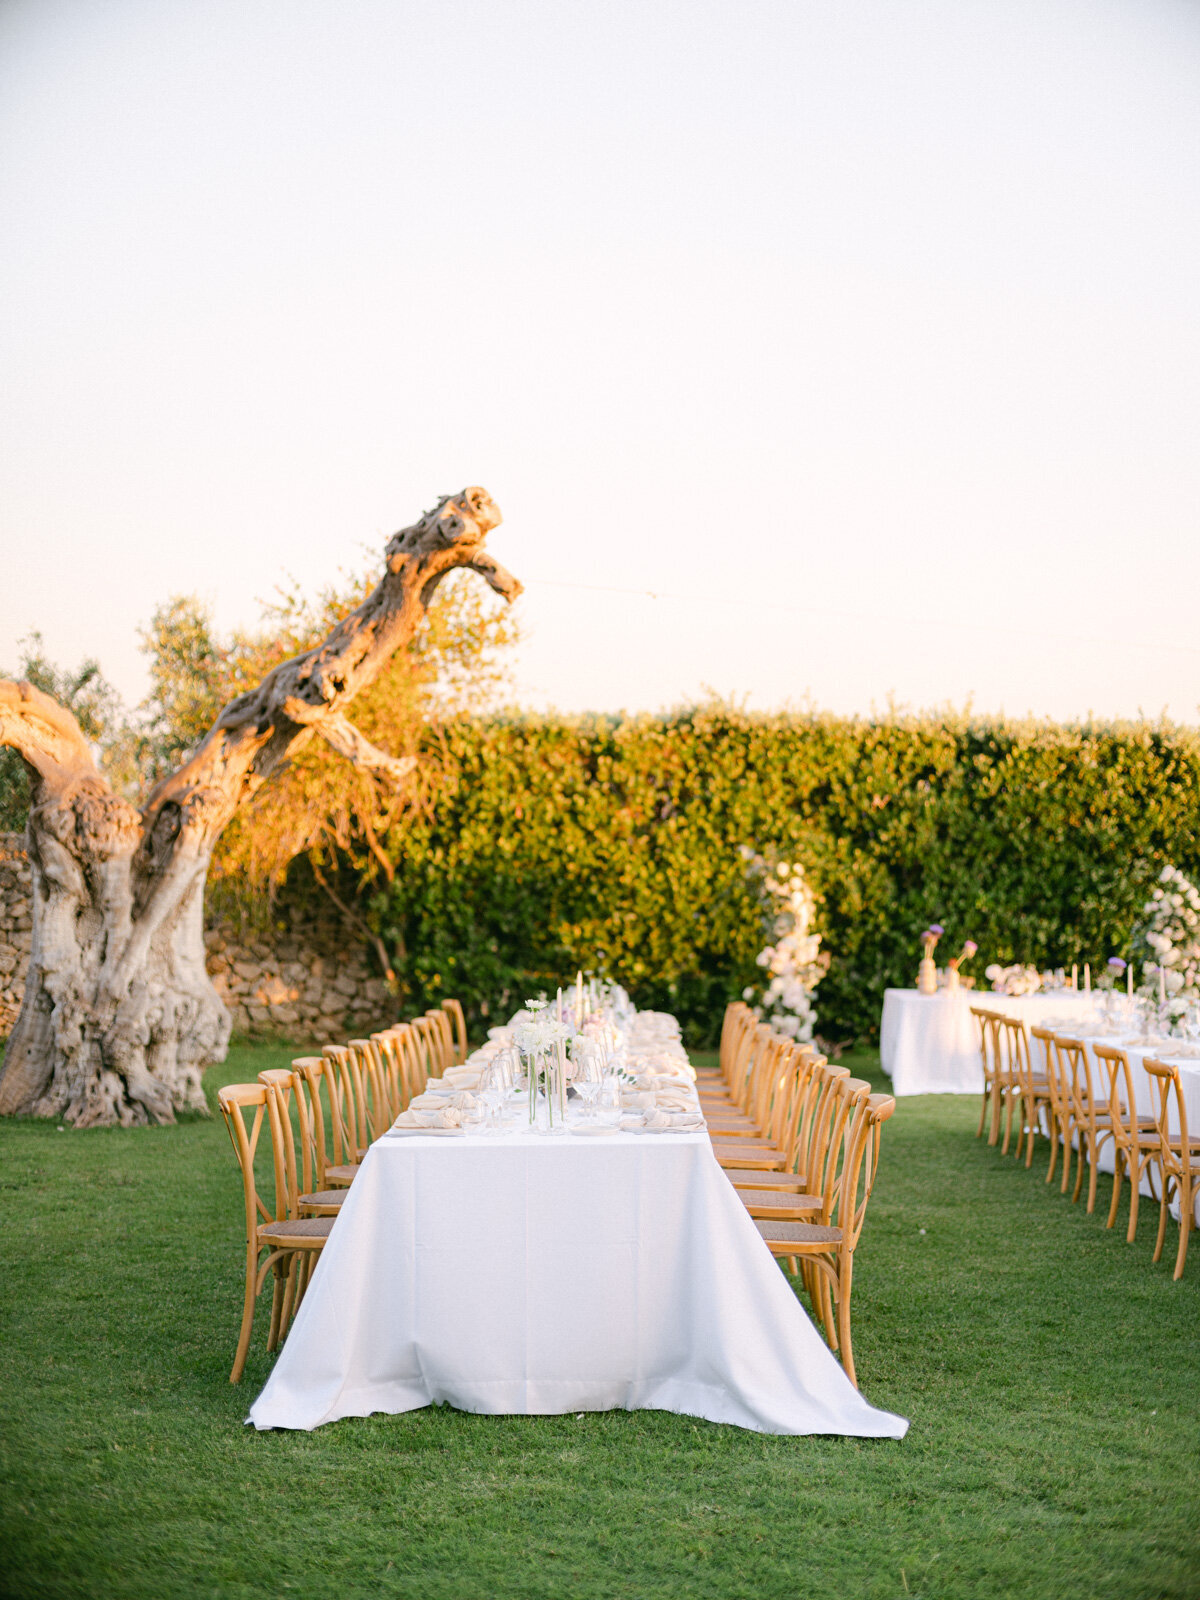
248,1119,908,1439
880,987,1102,1096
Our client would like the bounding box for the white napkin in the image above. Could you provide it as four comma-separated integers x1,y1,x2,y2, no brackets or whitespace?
643,1107,705,1131
409,1089,477,1111
442,1066,483,1089
392,1106,463,1129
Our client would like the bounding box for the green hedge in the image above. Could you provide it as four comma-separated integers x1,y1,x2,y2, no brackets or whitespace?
363,708,1200,1048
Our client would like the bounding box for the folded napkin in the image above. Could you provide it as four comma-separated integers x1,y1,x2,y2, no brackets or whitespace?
642,1107,705,1132
392,1106,463,1129
409,1089,477,1111
442,1066,483,1089
653,1091,698,1113
620,1090,656,1110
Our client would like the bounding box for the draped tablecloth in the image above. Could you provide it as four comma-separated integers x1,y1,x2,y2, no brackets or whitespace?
880,989,1101,1096
248,1127,908,1439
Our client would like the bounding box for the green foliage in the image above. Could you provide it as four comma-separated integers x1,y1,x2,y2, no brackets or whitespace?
367,708,1200,1045
0,1043,1196,1600
0,632,127,830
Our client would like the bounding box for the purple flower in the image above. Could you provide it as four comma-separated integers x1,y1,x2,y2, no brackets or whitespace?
929,924,944,937
1107,956,1127,972
963,940,978,956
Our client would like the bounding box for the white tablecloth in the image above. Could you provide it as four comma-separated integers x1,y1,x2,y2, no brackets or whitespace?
880,988,1102,1096
248,1127,908,1439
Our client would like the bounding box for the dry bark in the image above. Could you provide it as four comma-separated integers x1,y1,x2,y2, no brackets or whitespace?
0,488,519,1126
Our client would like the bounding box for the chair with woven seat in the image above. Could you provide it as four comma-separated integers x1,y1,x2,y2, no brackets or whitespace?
711,1037,807,1174
999,1015,1053,1168
754,1088,895,1386
1143,1057,1200,1280
733,1061,858,1227
706,1028,791,1139
1054,1036,1115,1212
219,1082,336,1384
305,1048,363,1188
732,1062,849,1197
258,1068,347,1219
1094,1043,1163,1243
1031,1026,1070,1185
972,1006,1014,1148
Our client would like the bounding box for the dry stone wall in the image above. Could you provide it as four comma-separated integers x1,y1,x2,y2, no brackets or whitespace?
0,833,392,1043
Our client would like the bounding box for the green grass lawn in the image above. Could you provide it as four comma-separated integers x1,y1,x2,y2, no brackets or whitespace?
0,1043,1197,1600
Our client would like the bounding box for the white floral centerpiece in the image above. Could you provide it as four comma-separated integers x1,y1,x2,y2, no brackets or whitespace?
1131,864,1200,1019
512,998,573,1128
985,962,1042,997
739,847,829,1042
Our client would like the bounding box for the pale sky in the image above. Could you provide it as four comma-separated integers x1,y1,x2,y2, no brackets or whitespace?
2,0,1198,723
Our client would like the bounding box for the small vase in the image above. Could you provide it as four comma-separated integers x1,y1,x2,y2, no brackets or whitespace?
944,967,960,992
917,958,939,995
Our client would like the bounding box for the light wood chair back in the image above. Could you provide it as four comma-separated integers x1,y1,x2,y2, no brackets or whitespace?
1143,1057,1197,1280
348,1038,392,1141
440,998,469,1064
998,1015,1052,1167
291,1056,333,1188
369,1028,409,1118
424,1009,456,1075
218,1081,334,1382
971,1006,1009,1145
410,1015,444,1083
322,1044,370,1160
712,1009,759,1106
718,1002,753,1082
1094,1043,1160,1243
1031,1026,1069,1186
1053,1036,1113,1213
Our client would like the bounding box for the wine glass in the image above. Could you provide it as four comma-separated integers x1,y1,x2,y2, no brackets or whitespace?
572,1042,603,1121
478,1059,507,1133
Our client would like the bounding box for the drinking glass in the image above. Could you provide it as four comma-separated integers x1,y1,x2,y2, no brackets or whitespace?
572,1043,603,1121
478,1060,507,1133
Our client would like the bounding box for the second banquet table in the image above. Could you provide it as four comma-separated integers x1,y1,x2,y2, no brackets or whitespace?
248,1120,908,1439
880,987,1102,1096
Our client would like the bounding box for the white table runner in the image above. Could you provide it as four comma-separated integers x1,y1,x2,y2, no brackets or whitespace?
249,1127,908,1439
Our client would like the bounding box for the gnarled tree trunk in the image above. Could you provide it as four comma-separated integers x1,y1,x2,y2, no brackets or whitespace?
0,489,519,1127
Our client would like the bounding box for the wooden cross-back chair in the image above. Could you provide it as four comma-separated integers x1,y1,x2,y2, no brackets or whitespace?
732,1059,848,1198
440,998,469,1065
258,1068,346,1219
425,1009,457,1076
732,1054,848,1223
1143,1058,1200,1280
698,1006,757,1109
218,1081,335,1384
1053,1036,1115,1212
409,1015,445,1084
710,1033,799,1173
705,1025,788,1137
1093,1043,1163,1244
1031,1026,1070,1185
702,1002,752,1089
710,1043,810,1169
291,1055,357,1189
754,1083,894,1387
971,1006,1010,1148
998,1015,1053,1168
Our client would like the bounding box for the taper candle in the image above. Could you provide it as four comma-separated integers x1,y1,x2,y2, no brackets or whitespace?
1084,962,1090,992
